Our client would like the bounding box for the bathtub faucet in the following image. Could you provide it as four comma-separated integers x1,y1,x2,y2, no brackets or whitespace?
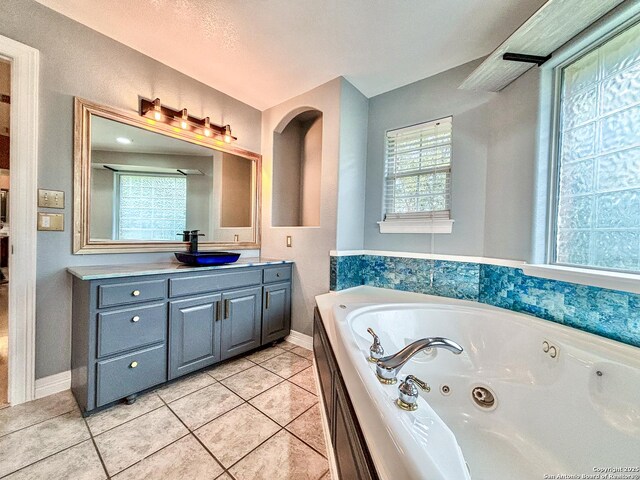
375,337,463,384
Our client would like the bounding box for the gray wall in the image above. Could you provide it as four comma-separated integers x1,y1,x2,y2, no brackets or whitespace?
336,80,369,250
363,59,538,261
364,59,495,256
0,0,262,379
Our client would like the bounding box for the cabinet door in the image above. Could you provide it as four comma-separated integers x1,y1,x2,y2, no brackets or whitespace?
262,282,291,344
313,309,335,424
220,287,261,360
169,294,221,379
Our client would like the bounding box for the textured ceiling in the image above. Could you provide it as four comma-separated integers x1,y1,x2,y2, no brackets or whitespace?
35,0,546,110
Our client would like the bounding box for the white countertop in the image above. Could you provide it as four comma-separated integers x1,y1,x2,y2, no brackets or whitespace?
67,257,293,280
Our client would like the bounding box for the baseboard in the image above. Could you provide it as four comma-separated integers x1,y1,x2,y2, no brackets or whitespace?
35,370,71,399
285,330,313,350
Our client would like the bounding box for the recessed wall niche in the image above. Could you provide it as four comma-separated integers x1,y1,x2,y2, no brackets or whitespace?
272,109,323,227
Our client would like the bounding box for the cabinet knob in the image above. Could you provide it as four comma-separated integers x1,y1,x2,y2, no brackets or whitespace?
129,361,138,368
276,273,281,277
131,316,140,323
132,290,141,297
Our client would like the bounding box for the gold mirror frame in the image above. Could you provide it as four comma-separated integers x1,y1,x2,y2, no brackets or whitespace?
73,97,262,254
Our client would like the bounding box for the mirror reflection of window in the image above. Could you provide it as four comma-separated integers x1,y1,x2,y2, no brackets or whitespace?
116,173,187,241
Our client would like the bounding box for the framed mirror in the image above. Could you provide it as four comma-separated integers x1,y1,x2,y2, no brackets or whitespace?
73,98,261,253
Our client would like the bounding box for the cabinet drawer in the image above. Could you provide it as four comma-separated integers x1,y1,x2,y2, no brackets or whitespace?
169,270,261,298
97,303,167,358
98,279,166,308
96,344,166,407
263,266,291,284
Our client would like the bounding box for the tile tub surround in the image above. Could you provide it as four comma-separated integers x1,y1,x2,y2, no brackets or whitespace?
330,253,640,348
0,344,329,480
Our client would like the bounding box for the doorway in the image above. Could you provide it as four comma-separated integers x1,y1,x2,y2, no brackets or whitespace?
0,58,9,407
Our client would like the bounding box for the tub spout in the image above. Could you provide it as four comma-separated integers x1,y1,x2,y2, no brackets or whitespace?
375,337,463,384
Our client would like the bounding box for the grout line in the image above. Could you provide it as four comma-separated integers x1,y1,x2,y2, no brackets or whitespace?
223,427,284,472
283,404,328,459
158,395,236,479
0,406,78,439
0,436,97,479
83,416,111,480
89,399,165,438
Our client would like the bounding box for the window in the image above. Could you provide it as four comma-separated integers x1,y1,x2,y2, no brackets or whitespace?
380,117,453,233
116,173,187,240
553,21,640,273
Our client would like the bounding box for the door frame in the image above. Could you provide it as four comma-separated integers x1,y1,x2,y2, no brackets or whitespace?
0,34,39,405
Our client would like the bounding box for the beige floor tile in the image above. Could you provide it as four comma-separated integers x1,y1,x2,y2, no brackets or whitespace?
261,352,311,379
195,403,280,468
290,346,314,361
208,357,255,381
319,471,332,480
0,390,78,437
220,365,283,400
277,341,297,351
229,430,328,480
216,473,233,480
86,392,163,436
169,383,243,429
0,410,90,477
245,345,286,364
286,405,326,456
249,381,317,426
288,367,317,395
112,435,222,480
4,440,106,480
155,372,216,403
94,406,187,476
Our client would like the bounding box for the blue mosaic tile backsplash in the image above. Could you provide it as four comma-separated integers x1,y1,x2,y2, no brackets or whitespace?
330,254,640,348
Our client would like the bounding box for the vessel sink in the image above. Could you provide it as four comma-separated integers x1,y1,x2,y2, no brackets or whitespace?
174,252,241,266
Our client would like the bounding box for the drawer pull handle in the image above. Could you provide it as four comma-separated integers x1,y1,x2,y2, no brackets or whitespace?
132,290,141,297
131,316,140,323
129,361,138,368
265,291,270,309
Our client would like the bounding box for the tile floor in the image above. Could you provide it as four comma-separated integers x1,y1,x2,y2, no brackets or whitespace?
0,341,331,480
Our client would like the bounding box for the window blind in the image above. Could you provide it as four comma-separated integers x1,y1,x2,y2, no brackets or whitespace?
384,116,452,221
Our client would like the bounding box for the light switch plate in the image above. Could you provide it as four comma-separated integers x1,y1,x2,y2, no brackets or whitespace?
38,189,65,209
37,212,64,231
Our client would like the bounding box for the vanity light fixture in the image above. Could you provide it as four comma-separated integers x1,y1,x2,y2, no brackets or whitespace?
139,97,238,143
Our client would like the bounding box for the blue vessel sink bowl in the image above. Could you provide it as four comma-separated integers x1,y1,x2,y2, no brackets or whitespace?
175,252,241,266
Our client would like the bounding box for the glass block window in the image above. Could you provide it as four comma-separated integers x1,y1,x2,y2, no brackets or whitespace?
384,117,452,220
555,21,640,273
117,174,187,241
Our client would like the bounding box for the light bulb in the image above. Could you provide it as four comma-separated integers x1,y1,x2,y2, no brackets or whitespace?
180,109,189,129
223,124,232,143
152,98,162,121
203,117,211,137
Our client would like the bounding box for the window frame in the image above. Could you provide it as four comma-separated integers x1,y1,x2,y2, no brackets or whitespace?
379,116,454,234
114,171,187,241
546,15,640,275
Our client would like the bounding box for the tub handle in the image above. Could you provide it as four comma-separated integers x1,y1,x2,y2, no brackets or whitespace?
396,375,430,411
366,328,385,363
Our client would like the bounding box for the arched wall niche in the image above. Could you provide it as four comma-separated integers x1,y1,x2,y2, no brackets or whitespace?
272,107,323,227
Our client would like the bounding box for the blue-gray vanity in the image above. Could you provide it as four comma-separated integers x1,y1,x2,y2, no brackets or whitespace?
68,259,292,415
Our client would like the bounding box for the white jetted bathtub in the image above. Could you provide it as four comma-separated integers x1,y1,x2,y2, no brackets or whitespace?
322,290,640,480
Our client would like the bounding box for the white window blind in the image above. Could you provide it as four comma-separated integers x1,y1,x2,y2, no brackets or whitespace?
384,117,452,221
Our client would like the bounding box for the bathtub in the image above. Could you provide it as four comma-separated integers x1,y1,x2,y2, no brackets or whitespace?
320,288,640,480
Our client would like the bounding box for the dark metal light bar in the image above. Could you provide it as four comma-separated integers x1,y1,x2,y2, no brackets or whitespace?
502,52,552,66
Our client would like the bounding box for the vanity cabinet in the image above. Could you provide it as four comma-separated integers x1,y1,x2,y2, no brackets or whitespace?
70,262,292,414
313,308,379,480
